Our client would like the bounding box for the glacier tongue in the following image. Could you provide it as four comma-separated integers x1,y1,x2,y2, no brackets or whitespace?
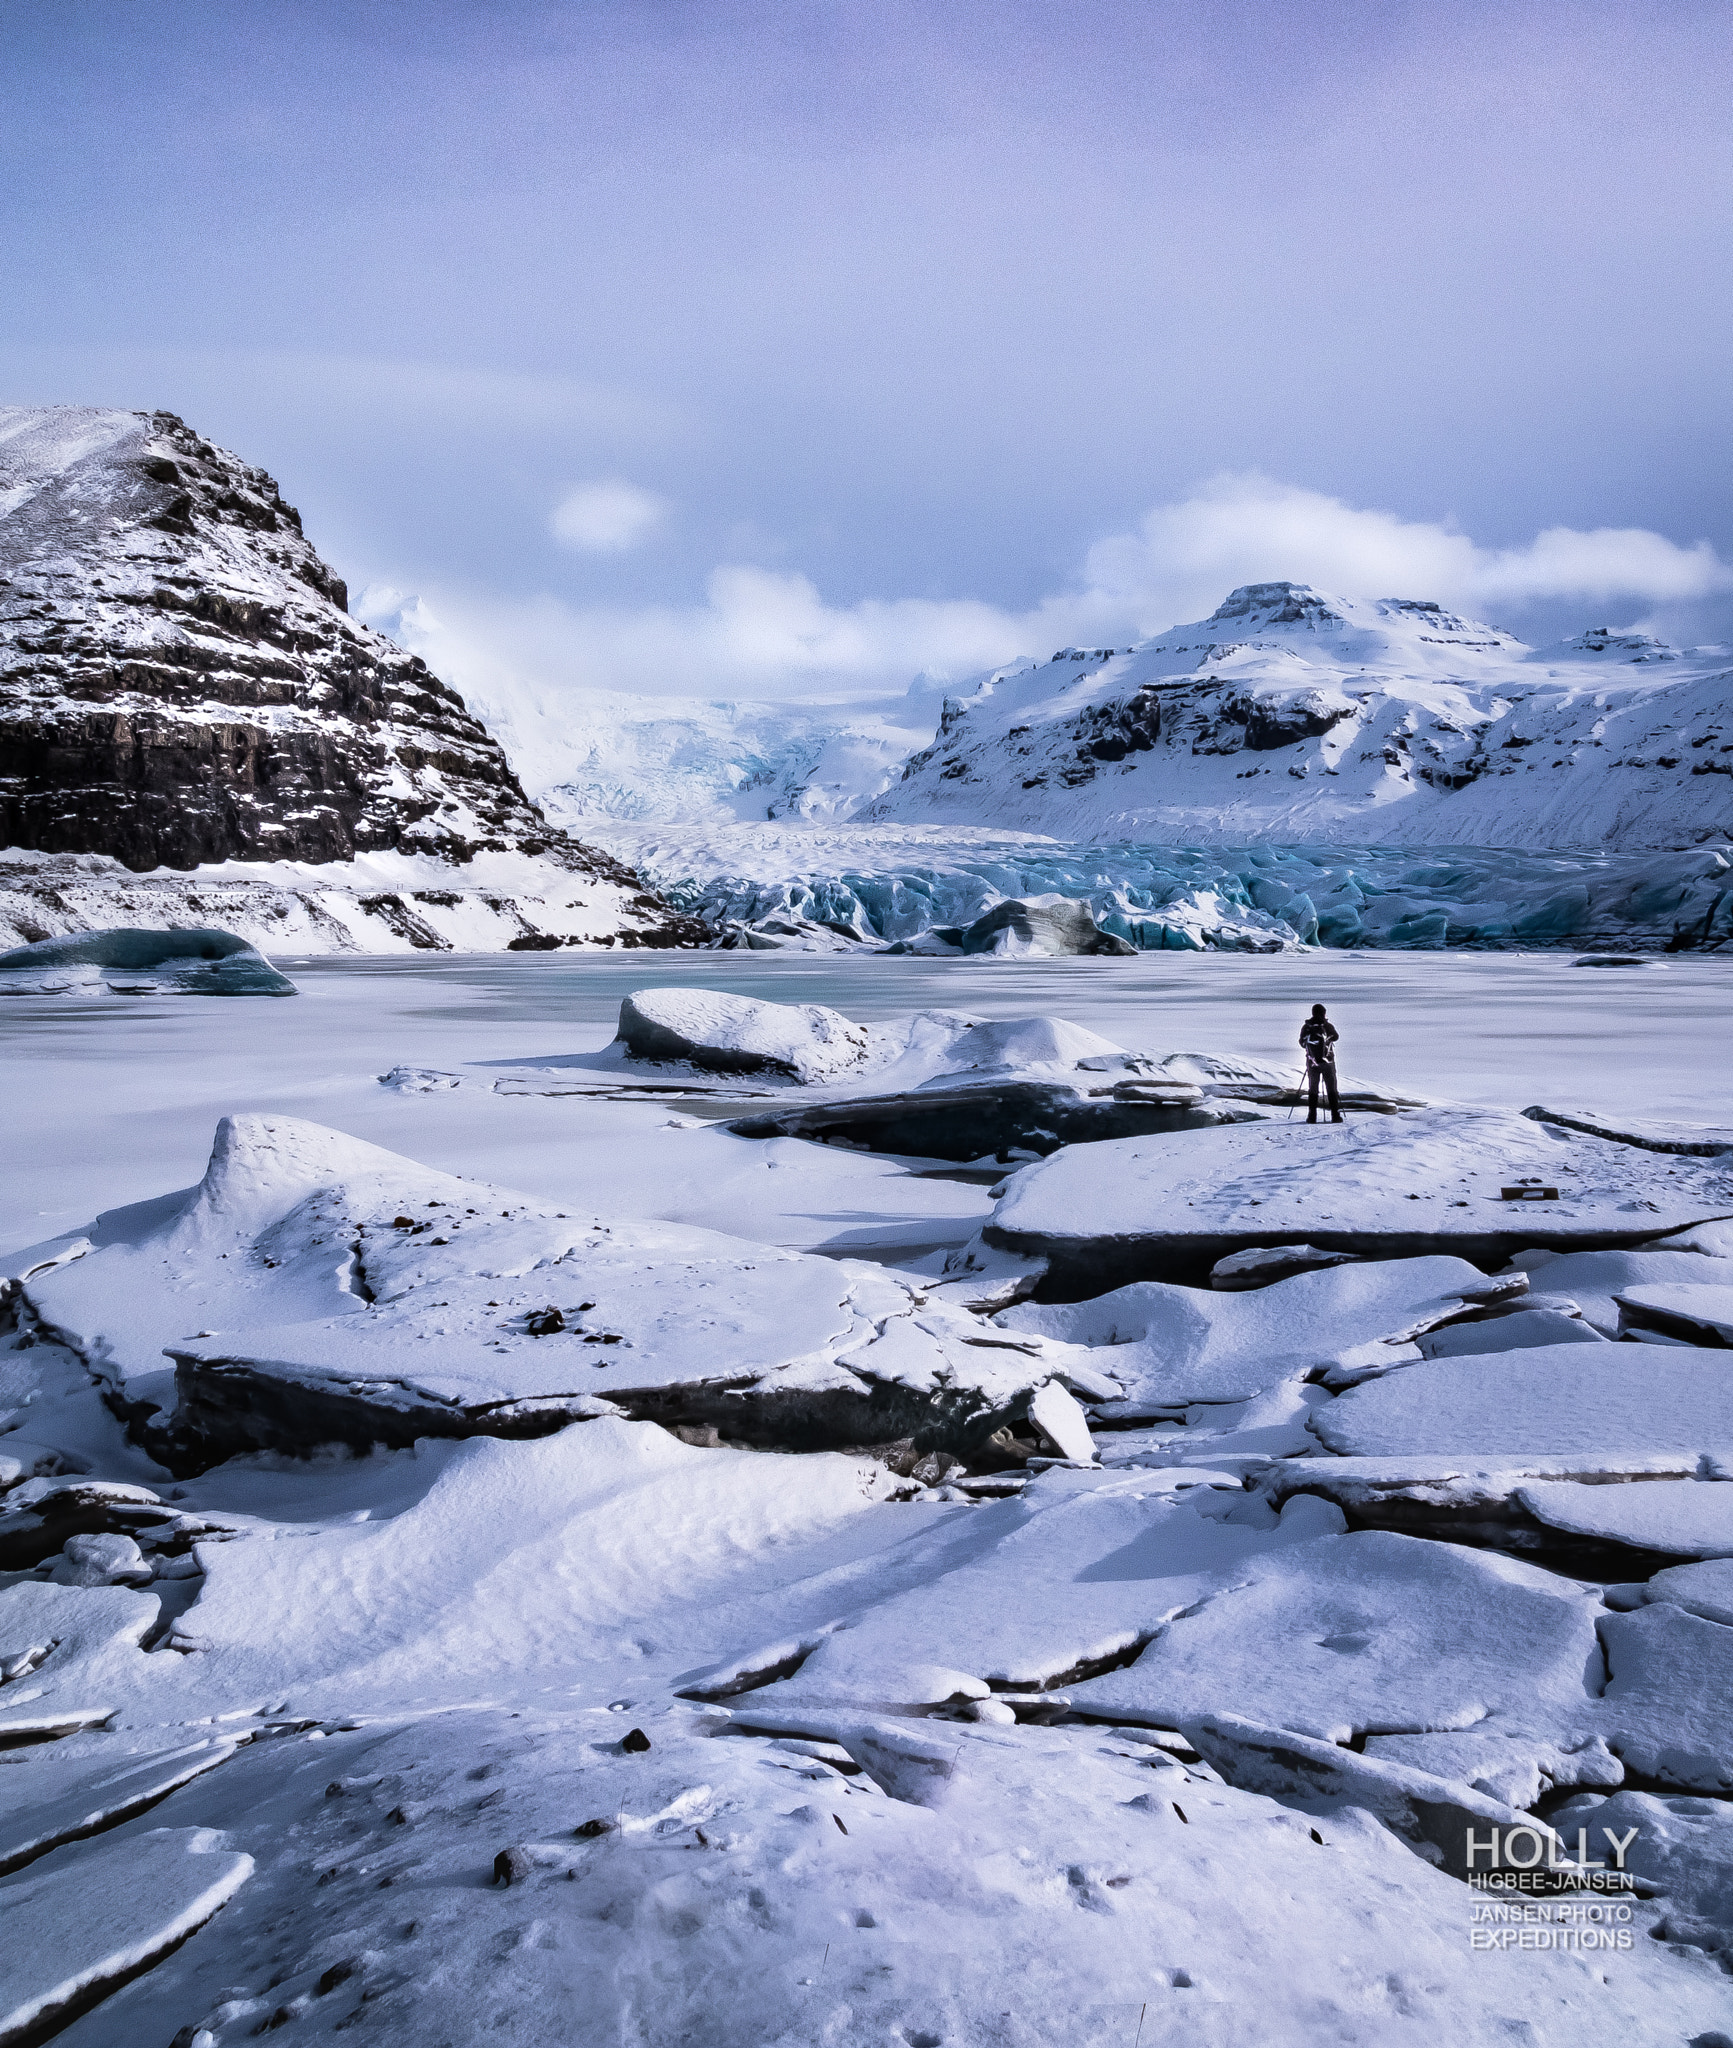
592,821,1733,952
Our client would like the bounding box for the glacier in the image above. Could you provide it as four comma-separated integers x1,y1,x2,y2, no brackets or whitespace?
593,820,1733,952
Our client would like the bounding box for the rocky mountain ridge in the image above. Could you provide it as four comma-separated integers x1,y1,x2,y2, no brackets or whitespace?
861,582,1733,852
2,407,577,869
0,405,704,948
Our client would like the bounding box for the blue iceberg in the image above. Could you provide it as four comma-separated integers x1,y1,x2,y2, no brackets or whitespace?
0,928,298,996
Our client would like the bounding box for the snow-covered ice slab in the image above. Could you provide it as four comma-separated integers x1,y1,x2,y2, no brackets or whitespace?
1254,1455,1719,1554
0,1828,251,2043
614,986,876,1083
1311,1348,1733,1460
0,1736,238,1875
1414,1305,1605,1356
1641,1558,1733,1626
1597,1601,1733,1791
1417,1310,1605,1359
1616,1281,1733,1344
0,1582,159,1742
1065,1528,1604,1742
598,990,1152,1096
16,1113,1069,1462
996,1255,1524,1408
1516,1479,1733,1559
1504,1243,1733,1336
1525,1104,1733,1156
1360,1727,1622,1810
0,926,295,996
987,1105,1733,1292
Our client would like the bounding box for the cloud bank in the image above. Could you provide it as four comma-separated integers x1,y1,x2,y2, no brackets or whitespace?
362,476,1733,708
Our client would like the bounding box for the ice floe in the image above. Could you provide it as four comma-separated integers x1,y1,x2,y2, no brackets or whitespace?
13,1113,1095,1466
0,926,295,997
1516,1479,1733,1559
1596,1600,1733,1790
613,986,876,1083
0,1736,239,1875
1639,1558,1733,1626
989,1104,1733,1291
0,1828,252,2043
997,1255,1524,1410
1311,1348,1733,1459
1065,1529,1604,1742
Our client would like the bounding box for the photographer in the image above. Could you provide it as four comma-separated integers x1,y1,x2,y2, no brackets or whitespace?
1299,1003,1344,1124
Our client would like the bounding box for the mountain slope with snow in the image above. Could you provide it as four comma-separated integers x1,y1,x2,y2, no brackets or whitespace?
863,583,1733,852
1,406,571,869
0,406,706,949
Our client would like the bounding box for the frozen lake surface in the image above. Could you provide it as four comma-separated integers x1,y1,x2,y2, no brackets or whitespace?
8,952,1733,2047
5,948,1728,1252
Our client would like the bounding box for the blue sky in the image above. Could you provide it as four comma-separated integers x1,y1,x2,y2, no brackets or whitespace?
3,0,1730,700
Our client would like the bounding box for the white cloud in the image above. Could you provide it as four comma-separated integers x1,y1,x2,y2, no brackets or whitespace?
361,476,1733,708
550,479,668,553
1083,475,1733,632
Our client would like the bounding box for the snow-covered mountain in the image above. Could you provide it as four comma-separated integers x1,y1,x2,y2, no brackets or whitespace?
0,406,702,949
862,583,1733,852
0,406,568,868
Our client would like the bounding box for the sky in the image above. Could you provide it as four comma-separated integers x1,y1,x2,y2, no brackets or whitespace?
2,0,1730,704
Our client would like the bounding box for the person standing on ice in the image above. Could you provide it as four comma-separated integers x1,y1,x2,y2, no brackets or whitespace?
1298,1004,1343,1123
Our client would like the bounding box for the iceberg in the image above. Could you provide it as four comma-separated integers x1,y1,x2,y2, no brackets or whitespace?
0,927,296,996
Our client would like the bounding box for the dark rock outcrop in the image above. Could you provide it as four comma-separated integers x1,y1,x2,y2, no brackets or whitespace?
0,407,643,887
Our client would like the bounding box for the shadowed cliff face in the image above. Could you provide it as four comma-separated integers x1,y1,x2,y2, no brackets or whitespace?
0,406,571,871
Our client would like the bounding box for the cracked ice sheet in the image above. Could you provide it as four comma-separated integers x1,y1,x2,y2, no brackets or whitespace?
996,1254,1517,1408
5,1420,985,1735
39,1710,1733,2048
1066,1529,1606,1744
0,1828,252,2047
736,1473,1349,1707
1065,1525,1733,1798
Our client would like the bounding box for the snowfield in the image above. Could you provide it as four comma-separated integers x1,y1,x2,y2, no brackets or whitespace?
3,972,1733,2045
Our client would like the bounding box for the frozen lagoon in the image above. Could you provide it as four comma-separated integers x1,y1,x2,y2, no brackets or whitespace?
6,951,1733,2046
4,948,1730,1253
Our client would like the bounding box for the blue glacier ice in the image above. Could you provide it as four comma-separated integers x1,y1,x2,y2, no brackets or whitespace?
643,838,1733,953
